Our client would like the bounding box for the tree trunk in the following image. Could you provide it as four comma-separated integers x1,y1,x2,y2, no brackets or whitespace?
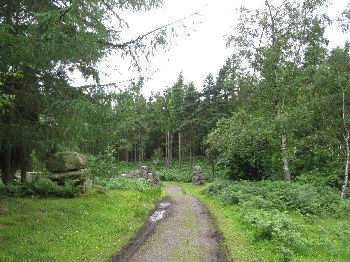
141,146,144,162
166,132,170,167
179,132,182,170
138,144,141,163
169,133,173,164
139,133,142,163
341,133,349,199
2,148,14,184
189,137,193,172
281,131,291,181
20,148,31,183
134,144,137,162
20,169,26,183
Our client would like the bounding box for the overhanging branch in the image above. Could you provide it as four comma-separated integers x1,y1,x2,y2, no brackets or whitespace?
103,9,201,50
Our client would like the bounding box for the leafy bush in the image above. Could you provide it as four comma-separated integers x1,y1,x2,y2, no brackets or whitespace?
29,178,78,197
204,180,350,216
207,111,279,181
323,221,350,247
158,168,192,182
243,209,307,251
0,178,78,198
296,170,343,189
157,159,213,182
88,155,139,179
88,155,119,178
242,209,309,261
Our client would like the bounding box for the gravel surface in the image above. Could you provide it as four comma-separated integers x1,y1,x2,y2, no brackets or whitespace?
127,183,224,262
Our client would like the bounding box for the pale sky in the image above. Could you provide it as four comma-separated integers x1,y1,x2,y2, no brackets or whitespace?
70,0,350,96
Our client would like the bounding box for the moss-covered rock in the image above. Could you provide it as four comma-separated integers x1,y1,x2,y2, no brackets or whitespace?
47,152,86,173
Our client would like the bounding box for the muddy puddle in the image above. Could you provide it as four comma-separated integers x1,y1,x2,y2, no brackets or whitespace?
112,199,172,262
149,201,171,223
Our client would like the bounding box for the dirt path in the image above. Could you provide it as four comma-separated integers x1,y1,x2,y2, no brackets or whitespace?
113,183,225,262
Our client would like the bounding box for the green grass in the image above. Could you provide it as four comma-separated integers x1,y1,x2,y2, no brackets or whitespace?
181,183,350,262
0,187,162,262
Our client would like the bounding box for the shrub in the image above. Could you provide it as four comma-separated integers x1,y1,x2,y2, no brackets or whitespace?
201,179,350,261
88,155,139,179
331,222,350,244
243,209,308,261
243,209,306,247
158,168,192,182
0,178,78,198
203,180,350,216
0,182,25,196
87,155,119,178
157,159,212,182
28,178,78,197
296,170,343,189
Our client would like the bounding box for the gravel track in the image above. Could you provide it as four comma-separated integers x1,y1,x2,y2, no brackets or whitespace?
120,183,225,262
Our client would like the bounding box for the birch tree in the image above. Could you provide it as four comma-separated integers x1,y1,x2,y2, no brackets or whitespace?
320,47,350,198
228,0,328,181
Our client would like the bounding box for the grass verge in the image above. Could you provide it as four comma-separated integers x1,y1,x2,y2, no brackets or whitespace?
0,187,162,262
181,183,350,262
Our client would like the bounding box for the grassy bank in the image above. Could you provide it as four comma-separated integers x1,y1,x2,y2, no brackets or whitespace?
182,182,350,262
0,187,162,262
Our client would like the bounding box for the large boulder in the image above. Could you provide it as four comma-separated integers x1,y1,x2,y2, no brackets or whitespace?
192,165,206,185
47,152,87,173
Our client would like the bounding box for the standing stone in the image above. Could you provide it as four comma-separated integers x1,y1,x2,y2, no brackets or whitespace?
46,152,89,192
192,165,206,185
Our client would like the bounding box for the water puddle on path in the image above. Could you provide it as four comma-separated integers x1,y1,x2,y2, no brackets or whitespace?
149,201,171,223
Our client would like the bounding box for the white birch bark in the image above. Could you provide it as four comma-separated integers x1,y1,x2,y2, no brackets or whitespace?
341,89,349,199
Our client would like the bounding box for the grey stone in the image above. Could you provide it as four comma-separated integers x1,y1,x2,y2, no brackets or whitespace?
193,165,202,173
47,152,87,173
159,202,171,209
192,165,206,185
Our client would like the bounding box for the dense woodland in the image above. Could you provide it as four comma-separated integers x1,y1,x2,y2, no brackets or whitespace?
2,0,350,261
1,0,350,199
